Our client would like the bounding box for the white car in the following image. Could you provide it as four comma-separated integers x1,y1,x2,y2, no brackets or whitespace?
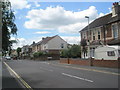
5,56,11,60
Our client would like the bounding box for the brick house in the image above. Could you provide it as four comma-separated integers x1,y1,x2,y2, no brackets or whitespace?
80,2,120,58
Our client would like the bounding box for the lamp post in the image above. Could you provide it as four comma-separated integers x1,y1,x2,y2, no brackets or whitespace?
0,1,2,58
85,16,90,58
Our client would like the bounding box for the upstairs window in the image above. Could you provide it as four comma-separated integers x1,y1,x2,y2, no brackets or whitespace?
112,24,118,38
61,43,64,48
98,31,101,40
107,51,115,56
83,32,86,39
93,31,95,40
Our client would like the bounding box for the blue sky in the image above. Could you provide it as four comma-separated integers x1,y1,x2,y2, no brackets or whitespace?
9,0,116,48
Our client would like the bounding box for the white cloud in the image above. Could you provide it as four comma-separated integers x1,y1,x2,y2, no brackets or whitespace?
24,6,100,33
35,31,51,34
11,37,43,49
9,0,31,9
98,13,105,17
61,36,80,44
10,37,26,49
58,23,87,33
34,1,41,7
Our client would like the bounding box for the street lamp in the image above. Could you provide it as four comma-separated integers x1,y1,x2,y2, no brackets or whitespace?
85,16,90,58
85,16,89,32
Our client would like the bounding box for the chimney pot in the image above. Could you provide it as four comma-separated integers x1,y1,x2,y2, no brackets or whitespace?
42,38,45,40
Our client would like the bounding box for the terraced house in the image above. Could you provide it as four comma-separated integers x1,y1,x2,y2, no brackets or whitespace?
80,2,120,58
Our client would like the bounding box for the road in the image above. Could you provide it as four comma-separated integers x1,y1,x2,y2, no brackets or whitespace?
2,60,25,89
2,59,119,89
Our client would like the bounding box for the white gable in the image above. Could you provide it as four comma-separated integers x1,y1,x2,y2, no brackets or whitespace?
46,35,68,50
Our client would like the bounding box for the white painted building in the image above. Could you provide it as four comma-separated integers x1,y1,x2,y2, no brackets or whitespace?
42,35,68,50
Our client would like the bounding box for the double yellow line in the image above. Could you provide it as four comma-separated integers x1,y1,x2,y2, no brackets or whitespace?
3,62,33,90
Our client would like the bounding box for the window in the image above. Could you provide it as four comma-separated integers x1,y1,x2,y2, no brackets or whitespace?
61,43,64,48
98,31,101,40
93,31,95,40
44,46,46,49
107,51,115,56
112,24,118,38
83,32,86,39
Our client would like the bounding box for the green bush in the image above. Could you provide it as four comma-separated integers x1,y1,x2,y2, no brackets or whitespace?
33,52,43,58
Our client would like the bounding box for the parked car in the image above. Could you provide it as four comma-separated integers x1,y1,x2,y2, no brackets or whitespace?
5,56,11,60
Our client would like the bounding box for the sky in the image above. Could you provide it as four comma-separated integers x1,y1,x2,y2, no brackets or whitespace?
9,0,119,49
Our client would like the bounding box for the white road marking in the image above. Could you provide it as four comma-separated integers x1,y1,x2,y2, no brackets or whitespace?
62,73,93,83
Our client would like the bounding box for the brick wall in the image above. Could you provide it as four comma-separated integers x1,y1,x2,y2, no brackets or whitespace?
69,58,90,66
60,58,120,68
60,58,69,63
60,58,90,66
93,59,119,68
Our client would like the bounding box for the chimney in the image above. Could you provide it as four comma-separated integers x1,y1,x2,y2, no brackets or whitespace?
112,2,120,17
42,37,45,40
33,41,35,44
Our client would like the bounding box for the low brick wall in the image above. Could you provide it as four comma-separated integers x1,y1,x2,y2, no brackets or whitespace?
93,60,119,68
60,58,69,63
60,58,90,66
69,58,90,66
60,58,120,68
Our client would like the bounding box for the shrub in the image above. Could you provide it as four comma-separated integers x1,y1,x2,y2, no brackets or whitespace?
33,52,43,58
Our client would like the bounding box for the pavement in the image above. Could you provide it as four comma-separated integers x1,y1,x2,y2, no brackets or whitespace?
47,60,119,73
1,59,119,89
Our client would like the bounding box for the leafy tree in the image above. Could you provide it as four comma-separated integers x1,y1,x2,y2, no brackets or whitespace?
17,47,21,57
61,49,70,58
2,0,17,53
69,44,81,58
61,44,81,58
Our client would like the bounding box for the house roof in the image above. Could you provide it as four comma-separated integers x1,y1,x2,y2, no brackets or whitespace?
42,36,56,44
30,35,68,47
37,35,57,45
80,13,112,32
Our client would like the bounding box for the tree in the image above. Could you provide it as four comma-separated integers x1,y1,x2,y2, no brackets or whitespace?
61,49,70,58
2,0,17,53
61,44,81,58
17,47,21,57
69,44,81,58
